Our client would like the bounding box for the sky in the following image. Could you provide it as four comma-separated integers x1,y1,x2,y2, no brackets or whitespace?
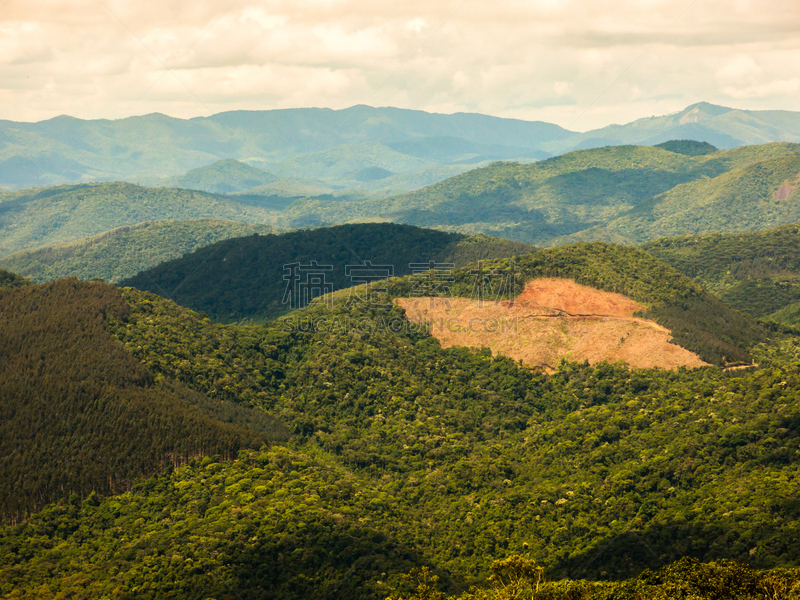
1,0,799,131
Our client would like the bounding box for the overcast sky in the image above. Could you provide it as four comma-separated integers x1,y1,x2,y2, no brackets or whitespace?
1,0,799,130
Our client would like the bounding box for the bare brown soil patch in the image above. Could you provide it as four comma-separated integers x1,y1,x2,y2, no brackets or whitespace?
509,278,647,317
396,278,709,372
774,183,796,201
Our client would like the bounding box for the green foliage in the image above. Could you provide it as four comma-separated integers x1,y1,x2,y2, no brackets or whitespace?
387,567,448,600
768,300,800,327
277,142,800,246
643,224,800,324
161,158,278,194
0,279,287,520
655,140,718,156
646,295,765,365
121,223,533,322
109,287,288,408
0,268,30,289
580,152,800,245
448,557,800,599
1,245,799,597
101,290,800,585
0,219,281,283
0,447,425,600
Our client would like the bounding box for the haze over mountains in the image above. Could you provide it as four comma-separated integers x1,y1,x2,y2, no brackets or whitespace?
3,101,800,195
3,139,800,260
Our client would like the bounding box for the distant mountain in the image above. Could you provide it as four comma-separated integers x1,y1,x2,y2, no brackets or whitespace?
5,141,800,255
0,106,568,191
0,182,282,256
120,223,534,322
279,142,800,246
5,102,800,194
0,219,281,283
545,101,800,153
157,159,278,194
643,224,800,325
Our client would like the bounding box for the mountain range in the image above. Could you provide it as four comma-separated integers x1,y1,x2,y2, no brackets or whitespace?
4,101,800,196
4,140,800,259
280,141,800,246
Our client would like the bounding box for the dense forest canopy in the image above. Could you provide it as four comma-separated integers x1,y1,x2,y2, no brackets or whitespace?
0,279,287,520
3,134,800,598
642,224,800,326
1,272,799,597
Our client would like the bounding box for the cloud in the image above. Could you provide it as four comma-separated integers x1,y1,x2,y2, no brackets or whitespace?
0,0,798,129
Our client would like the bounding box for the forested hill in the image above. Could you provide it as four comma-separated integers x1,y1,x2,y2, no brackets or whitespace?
643,224,800,326
4,141,800,256
0,182,282,256
0,219,281,284
2,276,799,598
120,223,534,322
157,158,279,194
0,278,288,521
277,142,800,246
0,268,30,290
571,151,800,245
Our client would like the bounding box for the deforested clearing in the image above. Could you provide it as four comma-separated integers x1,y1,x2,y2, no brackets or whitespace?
396,278,709,371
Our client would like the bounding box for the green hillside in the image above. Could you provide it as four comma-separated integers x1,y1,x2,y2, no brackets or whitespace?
643,224,800,326
120,223,534,322
1,272,798,597
0,182,281,257
279,142,800,245
576,152,800,245
4,142,800,255
268,142,430,183
0,278,287,520
655,139,718,156
0,268,30,290
159,159,278,194
0,219,282,284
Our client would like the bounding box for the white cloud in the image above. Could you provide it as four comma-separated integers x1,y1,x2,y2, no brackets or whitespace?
406,18,427,33
717,55,761,85
0,0,798,129
723,78,800,99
